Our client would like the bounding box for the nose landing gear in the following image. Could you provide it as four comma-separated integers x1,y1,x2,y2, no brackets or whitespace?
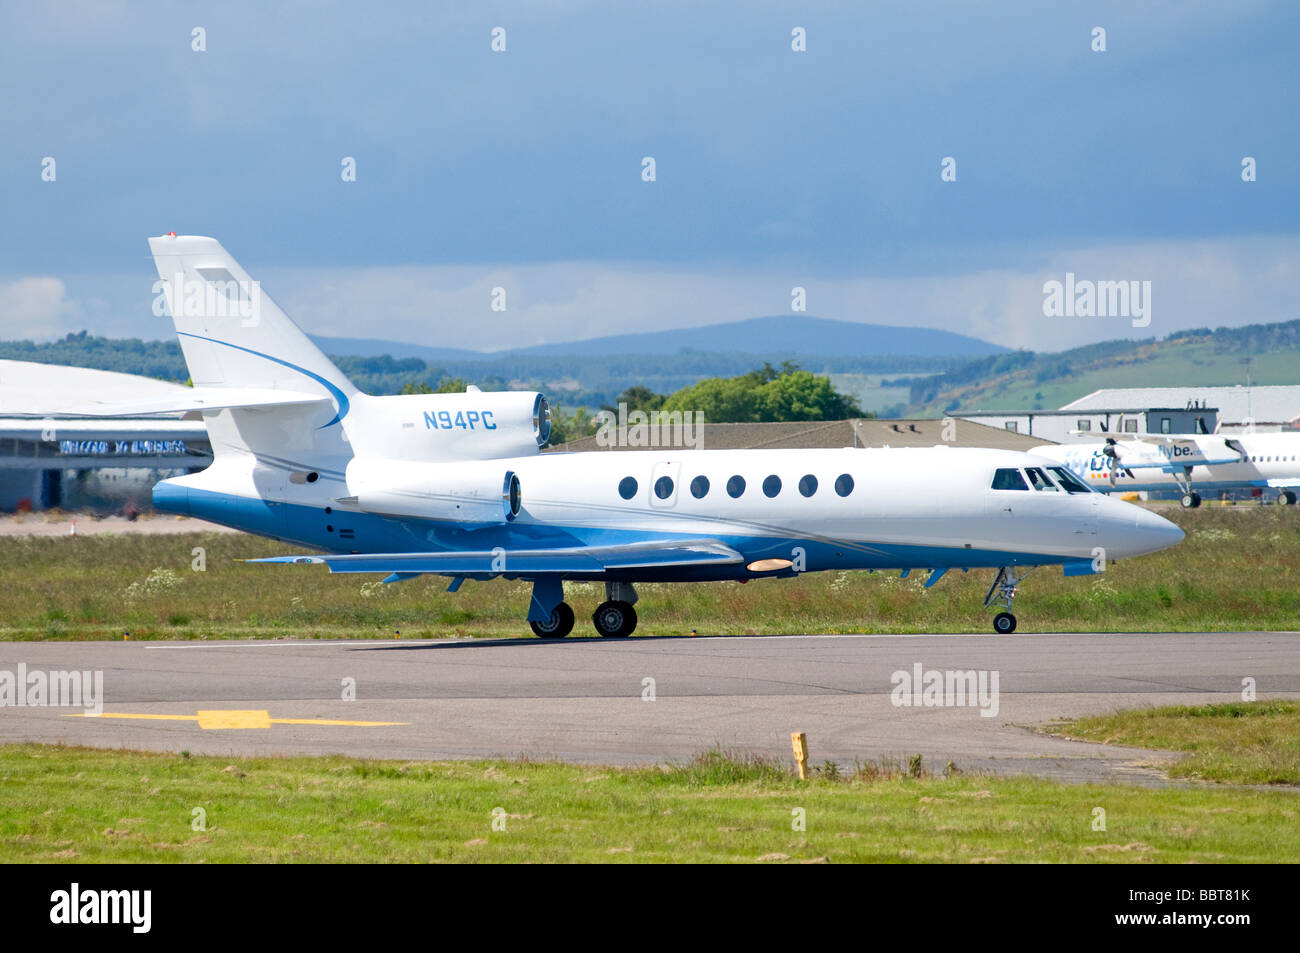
984,566,1033,634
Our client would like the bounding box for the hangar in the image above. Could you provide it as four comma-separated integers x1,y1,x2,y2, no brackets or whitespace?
553,417,1047,452
1061,385,1300,434
955,406,1218,444
958,385,1300,443
0,360,210,511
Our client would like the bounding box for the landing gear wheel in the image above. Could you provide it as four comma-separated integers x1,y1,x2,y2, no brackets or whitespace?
530,601,575,639
1279,490,1296,506
992,612,1017,634
592,600,637,638
1180,492,1201,509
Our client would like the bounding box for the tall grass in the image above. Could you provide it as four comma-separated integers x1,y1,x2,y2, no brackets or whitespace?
1,504,1297,639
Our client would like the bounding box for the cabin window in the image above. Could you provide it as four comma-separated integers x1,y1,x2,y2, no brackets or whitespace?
618,476,638,500
798,474,818,497
991,468,1028,491
1048,466,1091,494
834,473,854,497
726,475,746,498
654,476,674,500
1024,467,1059,491
690,475,709,498
1077,419,1091,431
762,475,782,498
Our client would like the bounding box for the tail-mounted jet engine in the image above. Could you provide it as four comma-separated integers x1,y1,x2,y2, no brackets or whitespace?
345,458,524,522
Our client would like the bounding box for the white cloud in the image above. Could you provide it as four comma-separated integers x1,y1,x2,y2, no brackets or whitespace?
10,234,1297,355
0,277,79,340
261,235,1300,353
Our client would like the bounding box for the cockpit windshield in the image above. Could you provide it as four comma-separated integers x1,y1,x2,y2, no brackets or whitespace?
991,468,1028,490
1024,467,1059,491
1048,466,1092,494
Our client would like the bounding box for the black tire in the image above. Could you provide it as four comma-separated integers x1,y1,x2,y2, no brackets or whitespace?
1181,492,1202,509
530,602,575,639
1279,490,1296,506
992,612,1017,634
592,600,637,638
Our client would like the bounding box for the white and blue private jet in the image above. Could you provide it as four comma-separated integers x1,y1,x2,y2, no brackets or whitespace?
75,236,1185,636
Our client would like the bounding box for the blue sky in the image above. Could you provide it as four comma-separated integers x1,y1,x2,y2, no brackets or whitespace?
1,1,1296,351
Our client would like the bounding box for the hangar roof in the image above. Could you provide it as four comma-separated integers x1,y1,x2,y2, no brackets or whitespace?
1062,385,1300,425
0,359,190,417
552,417,1049,452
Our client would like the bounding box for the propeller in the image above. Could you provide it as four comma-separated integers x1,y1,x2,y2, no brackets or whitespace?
1102,438,1120,486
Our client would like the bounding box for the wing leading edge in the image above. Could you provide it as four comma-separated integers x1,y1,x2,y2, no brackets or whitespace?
247,538,745,578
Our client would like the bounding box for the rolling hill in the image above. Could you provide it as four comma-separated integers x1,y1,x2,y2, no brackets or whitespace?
312,315,1006,362
905,319,1300,415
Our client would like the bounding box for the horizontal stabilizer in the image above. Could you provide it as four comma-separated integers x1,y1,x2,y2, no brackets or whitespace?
64,388,332,418
248,538,745,577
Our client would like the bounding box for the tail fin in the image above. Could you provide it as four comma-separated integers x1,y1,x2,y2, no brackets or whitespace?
150,234,356,413
149,235,358,463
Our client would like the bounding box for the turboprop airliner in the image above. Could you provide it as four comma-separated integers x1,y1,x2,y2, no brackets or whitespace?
1032,432,1300,508
74,235,1185,635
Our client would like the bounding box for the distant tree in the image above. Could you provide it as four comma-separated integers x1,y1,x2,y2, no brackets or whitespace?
660,363,864,423
612,385,665,412
545,405,597,446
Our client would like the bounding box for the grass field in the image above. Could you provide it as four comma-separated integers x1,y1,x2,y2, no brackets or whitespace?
1,504,1297,640
1053,701,1300,786
1,744,1297,863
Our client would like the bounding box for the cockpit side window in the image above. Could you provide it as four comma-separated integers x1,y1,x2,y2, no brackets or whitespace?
1024,467,1059,491
991,468,1028,491
1048,466,1091,494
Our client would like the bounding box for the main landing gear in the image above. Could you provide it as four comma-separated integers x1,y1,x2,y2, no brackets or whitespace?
528,581,639,639
1279,490,1297,506
592,599,637,638
530,602,575,639
1171,466,1202,508
984,566,1034,634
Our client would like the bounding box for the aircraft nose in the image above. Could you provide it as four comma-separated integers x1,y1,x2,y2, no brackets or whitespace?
1114,505,1184,557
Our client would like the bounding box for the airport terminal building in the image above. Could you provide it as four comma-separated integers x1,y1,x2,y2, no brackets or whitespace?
0,360,210,511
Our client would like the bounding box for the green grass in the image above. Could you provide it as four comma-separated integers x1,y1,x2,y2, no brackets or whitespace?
1,503,1298,639
1,744,1297,863
1053,701,1300,786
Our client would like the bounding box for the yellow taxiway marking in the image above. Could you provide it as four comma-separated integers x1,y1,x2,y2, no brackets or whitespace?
68,709,407,730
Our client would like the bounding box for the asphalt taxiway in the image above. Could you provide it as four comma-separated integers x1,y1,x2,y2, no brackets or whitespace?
1,631,1297,784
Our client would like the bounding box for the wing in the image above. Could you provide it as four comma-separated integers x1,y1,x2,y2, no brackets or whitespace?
247,538,745,579
1101,435,1244,472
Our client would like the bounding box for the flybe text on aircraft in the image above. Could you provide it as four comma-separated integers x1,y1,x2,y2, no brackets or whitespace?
1033,433,1300,509
72,236,1185,636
